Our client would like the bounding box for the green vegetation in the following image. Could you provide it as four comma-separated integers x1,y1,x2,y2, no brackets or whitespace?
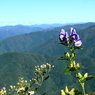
0,22,95,55
0,23,95,94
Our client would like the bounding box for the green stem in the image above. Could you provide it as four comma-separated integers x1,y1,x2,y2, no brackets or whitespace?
73,68,86,95
81,83,86,95
74,70,86,95
69,46,86,95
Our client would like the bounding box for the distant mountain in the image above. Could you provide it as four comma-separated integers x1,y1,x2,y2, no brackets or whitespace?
29,22,95,29
77,25,95,58
25,37,68,56
30,23,72,29
25,25,95,58
0,23,68,40
53,22,95,32
0,22,95,40
0,23,69,40
0,29,59,54
0,22,95,54
0,25,44,40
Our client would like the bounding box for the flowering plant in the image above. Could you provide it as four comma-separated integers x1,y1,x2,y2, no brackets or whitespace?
59,27,95,95
59,28,82,47
0,27,94,95
0,63,54,95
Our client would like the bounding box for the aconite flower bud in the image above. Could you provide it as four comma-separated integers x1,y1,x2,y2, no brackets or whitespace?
52,65,54,68
65,86,69,93
77,63,80,67
73,61,76,67
65,52,70,57
84,73,88,78
76,73,82,78
10,85,13,89
61,90,66,95
71,53,75,58
70,63,73,67
28,91,35,94
69,88,75,95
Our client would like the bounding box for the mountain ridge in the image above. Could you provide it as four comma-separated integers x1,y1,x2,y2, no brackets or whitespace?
0,22,95,54
0,22,95,41
25,25,95,58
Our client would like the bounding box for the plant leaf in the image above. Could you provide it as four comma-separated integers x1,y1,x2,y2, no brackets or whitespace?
63,68,71,74
44,76,49,81
74,89,82,95
58,57,69,61
42,93,47,95
74,46,83,50
85,76,95,82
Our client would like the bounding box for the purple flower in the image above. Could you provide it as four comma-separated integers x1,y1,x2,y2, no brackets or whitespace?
70,27,77,35
59,29,69,44
70,27,80,42
74,39,82,47
70,27,82,47
59,29,65,41
59,27,82,47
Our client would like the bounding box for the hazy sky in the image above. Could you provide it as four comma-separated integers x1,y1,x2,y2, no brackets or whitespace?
0,0,95,26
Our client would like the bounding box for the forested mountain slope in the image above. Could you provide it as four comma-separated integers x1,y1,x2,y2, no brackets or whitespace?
0,22,95,55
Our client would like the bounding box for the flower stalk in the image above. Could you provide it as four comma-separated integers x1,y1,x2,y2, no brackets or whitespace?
59,27,95,95
81,83,86,95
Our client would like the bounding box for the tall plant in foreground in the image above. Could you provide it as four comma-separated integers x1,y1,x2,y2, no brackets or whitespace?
59,27,95,95
0,27,95,95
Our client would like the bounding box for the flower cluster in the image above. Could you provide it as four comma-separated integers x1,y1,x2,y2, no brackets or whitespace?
10,85,16,89
0,63,54,95
76,73,94,83
34,63,54,76
63,60,82,74
28,91,35,95
59,27,82,47
0,87,6,95
30,63,54,94
69,60,82,71
17,87,25,93
61,86,75,95
16,86,35,95
17,77,29,87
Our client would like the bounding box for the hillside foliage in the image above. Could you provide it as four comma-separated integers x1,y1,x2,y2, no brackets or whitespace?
0,23,95,94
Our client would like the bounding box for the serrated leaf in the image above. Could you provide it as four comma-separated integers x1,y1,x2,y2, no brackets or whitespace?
70,67,76,72
63,68,71,74
59,42,71,47
42,93,47,95
85,76,95,82
80,76,95,83
44,76,49,81
74,46,83,50
58,57,69,61
74,89,82,95
59,42,67,45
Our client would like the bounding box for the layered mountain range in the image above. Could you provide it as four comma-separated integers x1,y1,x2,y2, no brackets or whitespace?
0,22,95,94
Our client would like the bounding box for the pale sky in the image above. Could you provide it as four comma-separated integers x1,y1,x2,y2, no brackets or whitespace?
0,0,95,26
